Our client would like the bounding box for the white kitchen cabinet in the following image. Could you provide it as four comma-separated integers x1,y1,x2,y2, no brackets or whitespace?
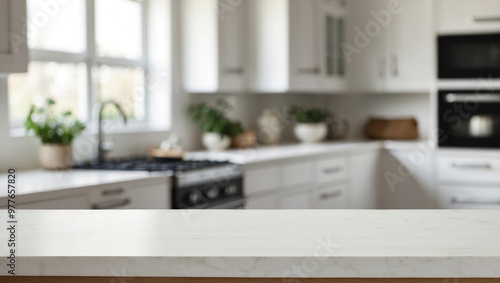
13,195,88,209
89,180,170,209
379,149,435,209
438,185,500,209
276,189,311,209
349,152,379,209
313,183,347,209
437,156,500,186
182,0,248,93
384,0,433,92
248,0,347,93
0,0,28,73
245,194,276,209
437,0,500,34
346,0,433,93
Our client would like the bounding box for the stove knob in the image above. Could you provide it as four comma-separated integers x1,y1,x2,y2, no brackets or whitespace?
205,186,220,199
189,190,203,205
225,184,238,195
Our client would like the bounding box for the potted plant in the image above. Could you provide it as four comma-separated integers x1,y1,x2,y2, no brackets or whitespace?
24,98,86,170
189,98,244,151
288,105,332,143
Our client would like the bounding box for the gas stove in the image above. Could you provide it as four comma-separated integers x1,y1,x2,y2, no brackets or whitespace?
73,157,245,209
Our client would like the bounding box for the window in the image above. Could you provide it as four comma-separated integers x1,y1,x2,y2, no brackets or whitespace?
8,0,150,128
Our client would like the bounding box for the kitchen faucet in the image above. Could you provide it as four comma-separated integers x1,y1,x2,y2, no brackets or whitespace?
93,100,127,163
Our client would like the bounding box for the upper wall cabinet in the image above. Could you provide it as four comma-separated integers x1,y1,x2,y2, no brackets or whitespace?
248,0,347,93
0,0,28,73
182,0,248,93
437,0,500,34
346,0,433,94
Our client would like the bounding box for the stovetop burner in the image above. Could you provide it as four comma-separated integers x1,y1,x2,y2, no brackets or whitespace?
73,157,231,172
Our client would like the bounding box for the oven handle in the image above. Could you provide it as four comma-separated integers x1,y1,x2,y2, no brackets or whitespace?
208,198,246,209
445,93,500,103
452,195,500,205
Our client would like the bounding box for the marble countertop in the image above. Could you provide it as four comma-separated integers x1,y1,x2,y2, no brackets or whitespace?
1,210,498,278
0,170,167,199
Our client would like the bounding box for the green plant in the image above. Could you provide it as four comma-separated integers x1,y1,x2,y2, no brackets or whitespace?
24,98,86,145
189,98,244,138
288,105,332,123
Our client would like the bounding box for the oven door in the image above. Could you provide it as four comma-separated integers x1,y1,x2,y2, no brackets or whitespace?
439,90,500,148
438,33,500,79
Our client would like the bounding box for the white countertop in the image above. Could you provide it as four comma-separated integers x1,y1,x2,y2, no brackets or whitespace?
0,169,166,199
186,140,424,165
1,210,498,278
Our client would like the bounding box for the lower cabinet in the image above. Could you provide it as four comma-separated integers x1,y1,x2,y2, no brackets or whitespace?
313,184,347,209
438,185,500,209
277,189,312,209
15,195,88,209
244,152,373,209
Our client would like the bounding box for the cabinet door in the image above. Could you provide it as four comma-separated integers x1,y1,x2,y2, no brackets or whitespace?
245,194,276,209
0,0,28,73
385,0,433,92
345,0,385,93
218,0,247,91
277,189,311,209
15,195,88,209
438,0,500,33
350,152,379,209
319,0,347,91
89,181,169,209
289,0,321,90
313,184,346,209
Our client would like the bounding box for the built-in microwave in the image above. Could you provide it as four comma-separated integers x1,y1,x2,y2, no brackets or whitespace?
438,90,500,148
438,33,500,79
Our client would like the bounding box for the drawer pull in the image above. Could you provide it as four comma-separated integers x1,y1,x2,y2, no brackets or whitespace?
451,162,492,170
102,188,125,196
473,15,500,22
323,167,342,174
452,195,500,205
92,199,131,209
320,190,343,200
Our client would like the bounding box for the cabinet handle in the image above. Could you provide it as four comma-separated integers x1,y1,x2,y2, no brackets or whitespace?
92,199,131,209
297,67,320,75
451,162,492,170
320,190,343,200
390,55,398,77
379,58,387,79
224,67,244,75
473,15,500,22
323,166,342,174
452,195,500,205
102,188,124,196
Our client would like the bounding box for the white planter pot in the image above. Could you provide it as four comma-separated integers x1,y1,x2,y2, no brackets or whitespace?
202,132,231,151
294,123,328,143
39,144,72,170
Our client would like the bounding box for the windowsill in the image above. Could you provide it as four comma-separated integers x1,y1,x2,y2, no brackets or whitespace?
10,123,170,138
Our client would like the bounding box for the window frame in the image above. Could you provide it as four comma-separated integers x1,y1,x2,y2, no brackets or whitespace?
9,0,150,129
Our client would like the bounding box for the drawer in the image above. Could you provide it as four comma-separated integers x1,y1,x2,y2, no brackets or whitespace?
437,156,500,185
244,166,281,195
316,157,348,184
438,185,500,209
283,161,314,187
313,184,347,209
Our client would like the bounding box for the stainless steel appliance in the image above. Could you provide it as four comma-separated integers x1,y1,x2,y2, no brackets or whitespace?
438,90,500,148
438,33,500,79
74,158,244,209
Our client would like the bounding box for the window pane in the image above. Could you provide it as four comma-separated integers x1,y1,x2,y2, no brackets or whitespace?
95,0,143,59
8,62,88,125
96,66,145,121
27,0,86,53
